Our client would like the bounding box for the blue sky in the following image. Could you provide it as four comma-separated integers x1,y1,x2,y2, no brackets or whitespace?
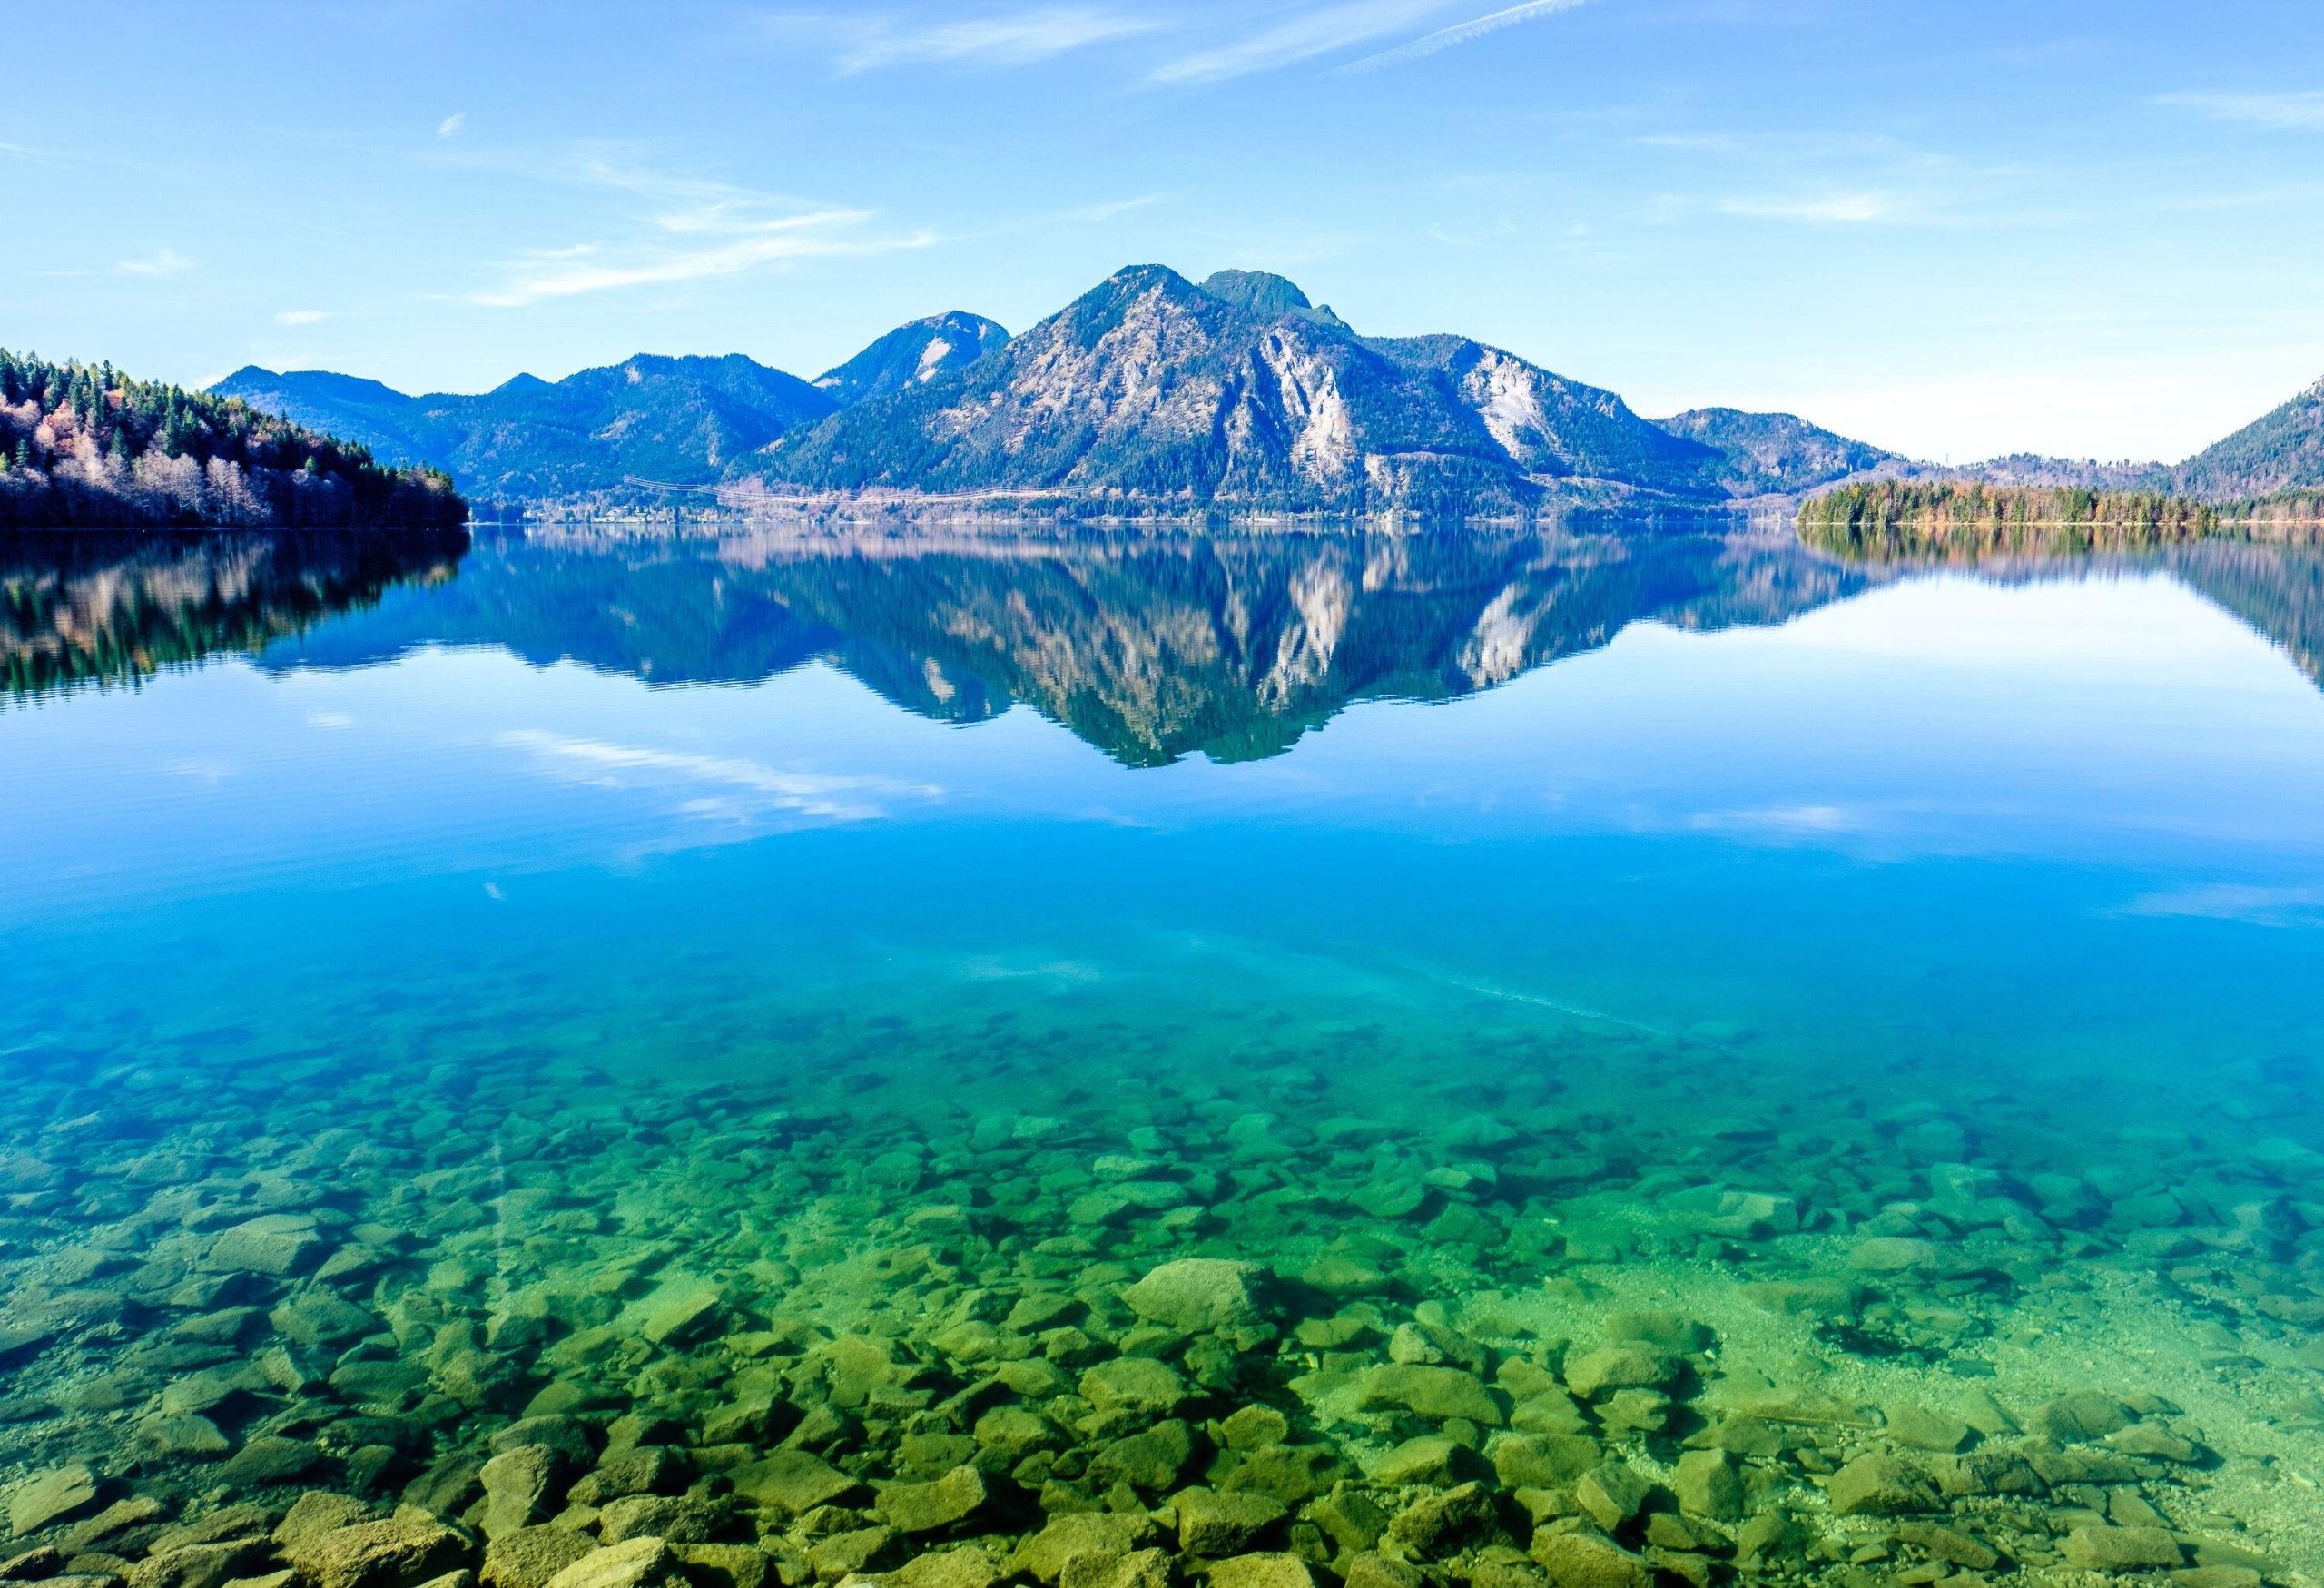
8,0,2322,462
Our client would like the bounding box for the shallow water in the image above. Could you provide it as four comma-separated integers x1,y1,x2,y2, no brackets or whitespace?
5,525,2324,1588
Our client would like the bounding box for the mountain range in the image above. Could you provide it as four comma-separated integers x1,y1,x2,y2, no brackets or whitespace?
211,264,2324,514
212,267,1897,513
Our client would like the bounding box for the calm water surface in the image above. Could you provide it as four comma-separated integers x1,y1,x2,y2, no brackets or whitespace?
4,525,2322,1586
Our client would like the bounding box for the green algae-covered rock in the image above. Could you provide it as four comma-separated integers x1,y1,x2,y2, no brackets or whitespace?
1301,1486,1387,1557
1355,1365,1502,1425
972,1406,1055,1460
221,1436,322,1487
1079,1357,1190,1415
1892,1522,1999,1571
1058,1546,1168,1588
1009,1514,1153,1585
891,1546,1001,1588
1827,1454,1938,1516
1175,1489,1287,1557
1121,1259,1269,1332
1371,1436,1476,1487
1219,1443,1337,1507
874,1465,988,1534
1881,1403,1970,1454
1573,1465,1656,1533
726,1451,860,1514
567,1448,687,1507
1220,1407,1290,1452
623,1282,725,1349
203,1216,323,1277
281,1514,468,1588
1528,1526,1651,1588
482,1527,596,1588
1669,1451,1740,1522
8,1465,98,1536
543,1538,681,1588
1847,1237,1938,1273
1090,1422,1195,1494
1206,1553,1313,1588
2062,1526,2184,1571
806,1526,898,1580
1560,1347,1670,1402
596,1496,724,1545
1491,1435,1600,1490
127,1541,270,1588
670,1544,765,1588
1384,1483,1494,1558
274,1494,374,1553
480,1445,563,1539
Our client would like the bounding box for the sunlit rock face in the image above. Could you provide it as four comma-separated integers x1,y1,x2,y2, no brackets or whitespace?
754,265,1728,512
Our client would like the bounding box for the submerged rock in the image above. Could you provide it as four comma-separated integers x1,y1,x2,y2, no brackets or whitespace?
1355,1365,1502,1425
1121,1260,1269,1333
1174,1490,1286,1557
481,1528,596,1588
280,1514,467,1588
1079,1357,1189,1415
1528,1527,1651,1588
1827,1454,1938,1516
874,1466,988,1534
542,1539,680,1588
8,1466,98,1536
2063,1525,2186,1571
726,1452,860,1514
1009,1514,1153,1585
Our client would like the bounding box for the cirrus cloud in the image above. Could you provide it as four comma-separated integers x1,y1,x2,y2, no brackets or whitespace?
2156,89,2324,131
466,158,937,308
771,7,1158,74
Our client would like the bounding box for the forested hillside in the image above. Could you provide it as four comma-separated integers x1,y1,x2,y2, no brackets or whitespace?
1,350,465,528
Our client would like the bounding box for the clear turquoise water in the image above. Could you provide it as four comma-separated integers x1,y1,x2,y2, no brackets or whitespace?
5,525,2324,1583
13,530,2324,1110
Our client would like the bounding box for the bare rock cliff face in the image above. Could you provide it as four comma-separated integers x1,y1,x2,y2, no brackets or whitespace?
754,266,1723,511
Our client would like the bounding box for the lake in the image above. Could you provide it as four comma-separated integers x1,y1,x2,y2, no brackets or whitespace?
4,522,2323,1586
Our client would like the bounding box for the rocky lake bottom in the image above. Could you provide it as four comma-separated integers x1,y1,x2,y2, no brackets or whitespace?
5,527,2324,1588
5,971,2324,1588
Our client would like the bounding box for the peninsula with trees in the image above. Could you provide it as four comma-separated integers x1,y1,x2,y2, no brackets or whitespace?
0,350,467,530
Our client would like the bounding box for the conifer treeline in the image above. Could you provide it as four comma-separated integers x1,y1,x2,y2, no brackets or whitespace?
1797,479,2222,556
1798,479,2324,557
0,349,466,529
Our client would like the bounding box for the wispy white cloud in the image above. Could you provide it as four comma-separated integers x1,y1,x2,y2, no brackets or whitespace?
497,729,941,824
1151,0,1446,84
116,247,194,276
1062,192,1167,222
473,211,926,307
438,112,467,139
468,160,934,307
773,7,1157,74
2156,89,2324,131
1637,128,2030,230
1428,215,1520,247
1718,191,1897,223
1341,0,1590,72
276,309,330,326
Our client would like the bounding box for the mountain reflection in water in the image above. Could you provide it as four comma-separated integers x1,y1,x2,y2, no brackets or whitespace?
9,524,2324,759
264,526,1892,766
